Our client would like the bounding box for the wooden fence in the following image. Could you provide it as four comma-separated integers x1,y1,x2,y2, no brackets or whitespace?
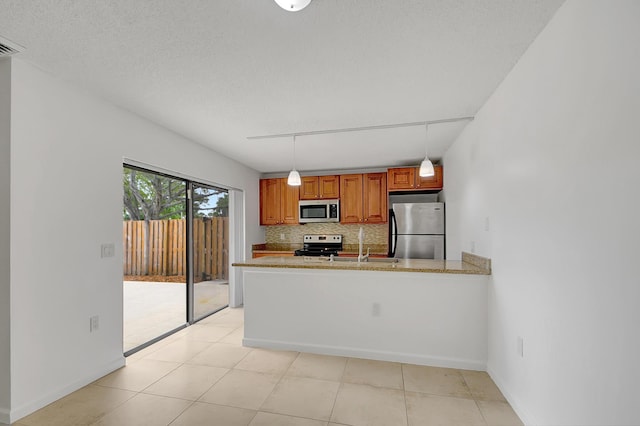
122,218,228,281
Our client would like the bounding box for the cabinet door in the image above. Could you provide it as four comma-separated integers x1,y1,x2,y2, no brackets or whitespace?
416,165,443,190
280,178,300,224
260,178,281,225
363,173,387,223
319,175,340,198
339,174,363,223
299,176,319,200
387,167,415,190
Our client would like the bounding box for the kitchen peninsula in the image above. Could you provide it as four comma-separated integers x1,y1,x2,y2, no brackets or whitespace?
233,253,491,370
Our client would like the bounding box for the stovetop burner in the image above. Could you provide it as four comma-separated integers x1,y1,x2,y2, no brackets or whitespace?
294,248,340,257
294,234,343,256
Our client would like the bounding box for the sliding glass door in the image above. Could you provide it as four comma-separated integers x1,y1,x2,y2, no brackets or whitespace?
190,184,229,320
122,166,230,355
122,166,187,353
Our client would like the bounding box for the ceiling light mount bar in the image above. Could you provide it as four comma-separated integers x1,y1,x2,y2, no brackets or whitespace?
247,116,474,140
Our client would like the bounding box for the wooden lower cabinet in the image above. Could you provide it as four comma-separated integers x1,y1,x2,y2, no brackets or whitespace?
340,173,387,224
260,178,299,225
252,252,295,258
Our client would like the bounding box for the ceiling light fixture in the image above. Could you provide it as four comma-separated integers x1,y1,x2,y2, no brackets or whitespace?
274,0,312,12
287,135,301,186
419,123,435,178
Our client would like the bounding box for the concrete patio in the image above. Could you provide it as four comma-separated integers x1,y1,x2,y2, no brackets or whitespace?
124,280,229,352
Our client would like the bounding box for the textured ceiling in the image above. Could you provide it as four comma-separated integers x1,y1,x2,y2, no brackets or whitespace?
0,0,564,173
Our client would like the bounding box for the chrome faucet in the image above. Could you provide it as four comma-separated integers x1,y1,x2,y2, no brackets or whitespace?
357,227,370,262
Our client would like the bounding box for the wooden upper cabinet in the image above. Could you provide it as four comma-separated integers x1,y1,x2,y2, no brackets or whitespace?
387,165,443,191
319,175,340,198
280,179,300,224
260,178,280,225
259,178,299,225
387,167,415,190
416,165,443,190
339,174,363,224
363,173,387,223
300,177,319,200
300,175,340,200
340,173,387,224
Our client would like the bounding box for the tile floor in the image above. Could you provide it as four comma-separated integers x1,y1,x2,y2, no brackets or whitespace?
13,307,523,426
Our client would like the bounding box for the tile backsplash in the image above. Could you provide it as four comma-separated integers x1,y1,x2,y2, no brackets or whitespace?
265,223,388,252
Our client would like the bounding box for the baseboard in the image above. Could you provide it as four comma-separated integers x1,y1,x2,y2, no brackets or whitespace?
0,407,9,425
8,356,125,424
243,337,486,371
487,366,536,426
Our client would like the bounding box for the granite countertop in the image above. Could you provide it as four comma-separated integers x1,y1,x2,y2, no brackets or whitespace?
233,252,491,275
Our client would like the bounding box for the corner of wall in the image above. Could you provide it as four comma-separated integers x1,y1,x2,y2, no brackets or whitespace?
0,57,12,422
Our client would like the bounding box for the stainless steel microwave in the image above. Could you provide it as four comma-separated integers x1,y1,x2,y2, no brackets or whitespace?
299,199,340,223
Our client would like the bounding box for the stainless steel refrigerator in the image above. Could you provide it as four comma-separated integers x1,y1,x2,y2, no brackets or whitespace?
388,202,445,259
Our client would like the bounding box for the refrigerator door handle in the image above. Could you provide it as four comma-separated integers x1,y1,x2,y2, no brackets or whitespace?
389,209,398,257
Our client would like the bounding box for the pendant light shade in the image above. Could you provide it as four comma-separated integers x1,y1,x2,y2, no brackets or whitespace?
419,158,435,177
287,135,301,186
287,169,301,186
274,0,312,12
419,124,435,177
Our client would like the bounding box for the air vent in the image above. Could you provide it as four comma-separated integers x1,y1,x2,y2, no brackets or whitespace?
0,36,25,57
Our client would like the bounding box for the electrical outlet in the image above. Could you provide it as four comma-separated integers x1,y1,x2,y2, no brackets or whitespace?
101,243,115,258
280,233,285,241
517,336,524,357
90,315,99,332
372,302,381,317
470,241,476,253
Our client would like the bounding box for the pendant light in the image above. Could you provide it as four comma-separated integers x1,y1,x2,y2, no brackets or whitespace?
287,135,301,186
274,0,312,12
419,123,435,177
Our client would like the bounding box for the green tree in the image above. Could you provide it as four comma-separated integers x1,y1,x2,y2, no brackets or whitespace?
192,188,228,218
123,168,186,221
123,167,187,275
212,193,229,217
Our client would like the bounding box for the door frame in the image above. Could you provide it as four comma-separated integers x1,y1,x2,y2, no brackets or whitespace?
122,162,234,355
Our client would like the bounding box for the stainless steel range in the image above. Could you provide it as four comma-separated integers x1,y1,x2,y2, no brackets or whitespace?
294,234,343,256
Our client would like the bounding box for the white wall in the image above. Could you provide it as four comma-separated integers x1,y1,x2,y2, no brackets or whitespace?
0,59,11,423
244,268,488,370
443,1,640,424
7,59,262,422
